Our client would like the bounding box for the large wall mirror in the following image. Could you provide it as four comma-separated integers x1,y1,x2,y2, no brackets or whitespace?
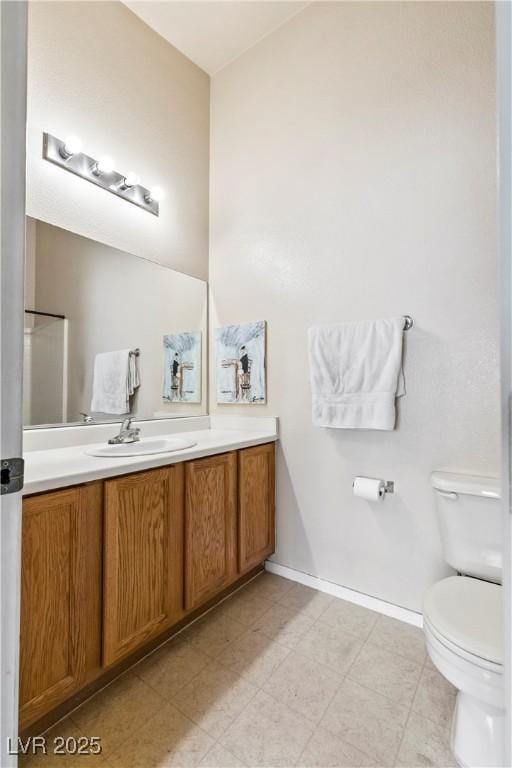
24,218,207,428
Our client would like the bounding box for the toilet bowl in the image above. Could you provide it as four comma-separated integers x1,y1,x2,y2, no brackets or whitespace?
426,472,504,767
423,576,504,768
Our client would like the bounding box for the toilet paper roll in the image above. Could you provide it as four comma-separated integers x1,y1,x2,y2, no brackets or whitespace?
353,476,385,501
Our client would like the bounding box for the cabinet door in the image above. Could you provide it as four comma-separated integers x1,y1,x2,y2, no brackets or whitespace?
238,443,275,574
185,452,237,610
20,483,102,729
103,465,184,666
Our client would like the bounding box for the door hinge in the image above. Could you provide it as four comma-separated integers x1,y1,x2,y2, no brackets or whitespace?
1,457,24,495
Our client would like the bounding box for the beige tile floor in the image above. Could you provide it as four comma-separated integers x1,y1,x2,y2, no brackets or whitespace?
21,573,457,768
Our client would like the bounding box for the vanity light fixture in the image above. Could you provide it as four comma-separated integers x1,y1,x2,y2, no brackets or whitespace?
145,185,164,204
91,155,115,176
59,135,83,159
118,172,140,190
43,132,161,216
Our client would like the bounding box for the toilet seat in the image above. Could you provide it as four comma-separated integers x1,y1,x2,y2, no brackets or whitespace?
423,576,503,710
425,616,502,676
423,576,502,666
423,577,505,767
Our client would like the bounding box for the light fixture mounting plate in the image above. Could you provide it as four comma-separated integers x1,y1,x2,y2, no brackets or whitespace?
42,133,159,216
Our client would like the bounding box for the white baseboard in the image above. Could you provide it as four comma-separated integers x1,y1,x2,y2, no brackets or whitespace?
265,561,423,628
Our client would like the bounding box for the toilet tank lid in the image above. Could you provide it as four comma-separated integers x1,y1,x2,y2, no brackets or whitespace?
430,472,501,499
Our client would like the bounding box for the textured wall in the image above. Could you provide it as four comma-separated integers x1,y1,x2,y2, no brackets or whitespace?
27,1,209,280
210,1,499,610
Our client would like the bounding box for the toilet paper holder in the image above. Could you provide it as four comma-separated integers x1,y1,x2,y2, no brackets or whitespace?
352,478,395,495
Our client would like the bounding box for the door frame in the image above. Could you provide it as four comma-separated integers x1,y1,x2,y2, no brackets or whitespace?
1,1,28,765
497,3,512,766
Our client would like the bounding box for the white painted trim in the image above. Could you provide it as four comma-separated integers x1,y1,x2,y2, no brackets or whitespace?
497,3,512,764
61,318,69,423
265,561,423,628
1,2,28,765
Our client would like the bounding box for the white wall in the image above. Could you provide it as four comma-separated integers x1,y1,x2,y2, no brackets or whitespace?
210,1,499,611
27,1,209,281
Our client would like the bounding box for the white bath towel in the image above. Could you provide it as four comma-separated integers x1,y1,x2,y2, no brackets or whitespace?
128,352,140,398
308,317,405,430
91,349,139,415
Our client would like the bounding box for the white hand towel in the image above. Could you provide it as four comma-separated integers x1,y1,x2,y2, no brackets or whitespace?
127,352,140,396
91,349,133,415
308,317,405,430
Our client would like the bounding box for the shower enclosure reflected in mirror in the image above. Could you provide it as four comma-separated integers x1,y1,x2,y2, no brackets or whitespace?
24,218,207,428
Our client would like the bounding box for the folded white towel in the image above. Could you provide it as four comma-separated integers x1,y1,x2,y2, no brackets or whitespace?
91,349,139,415
128,351,140,397
308,317,405,430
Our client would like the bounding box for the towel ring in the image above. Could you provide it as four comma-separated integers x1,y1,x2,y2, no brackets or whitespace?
403,315,413,331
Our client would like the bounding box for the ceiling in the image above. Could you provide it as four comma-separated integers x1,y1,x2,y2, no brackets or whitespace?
122,1,309,75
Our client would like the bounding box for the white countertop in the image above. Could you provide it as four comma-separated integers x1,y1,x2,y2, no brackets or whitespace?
23,417,278,496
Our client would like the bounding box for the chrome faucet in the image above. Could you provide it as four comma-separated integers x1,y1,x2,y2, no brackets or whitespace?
108,417,141,444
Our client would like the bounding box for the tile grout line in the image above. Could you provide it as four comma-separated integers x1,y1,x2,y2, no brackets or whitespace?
407,672,458,736
169,658,261,745
292,642,349,766
68,673,170,755
132,651,217,709
261,604,374,767
315,610,428,667
309,610,425,766
343,617,426,700
390,657,426,767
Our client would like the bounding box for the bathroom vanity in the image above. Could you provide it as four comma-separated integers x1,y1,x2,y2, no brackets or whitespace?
20,215,277,734
19,419,277,732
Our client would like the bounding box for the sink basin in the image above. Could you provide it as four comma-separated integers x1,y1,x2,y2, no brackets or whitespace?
85,437,197,458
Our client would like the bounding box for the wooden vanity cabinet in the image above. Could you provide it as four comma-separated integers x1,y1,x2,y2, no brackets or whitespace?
238,443,275,574
184,452,237,610
20,442,275,731
102,464,184,666
20,482,103,729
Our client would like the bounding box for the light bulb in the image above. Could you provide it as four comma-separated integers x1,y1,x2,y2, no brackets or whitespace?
92,155,115,176
123,172,140,188
145,185,164,204
60,135,83,159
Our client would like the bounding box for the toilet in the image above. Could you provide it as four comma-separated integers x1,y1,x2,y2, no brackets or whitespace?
423,472,504,768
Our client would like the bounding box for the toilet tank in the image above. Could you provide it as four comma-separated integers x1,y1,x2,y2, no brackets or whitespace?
431,472,502,584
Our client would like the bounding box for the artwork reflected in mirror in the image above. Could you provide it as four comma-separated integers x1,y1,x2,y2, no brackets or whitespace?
162,332,201,403
24,218,207,427
215,321,266,405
